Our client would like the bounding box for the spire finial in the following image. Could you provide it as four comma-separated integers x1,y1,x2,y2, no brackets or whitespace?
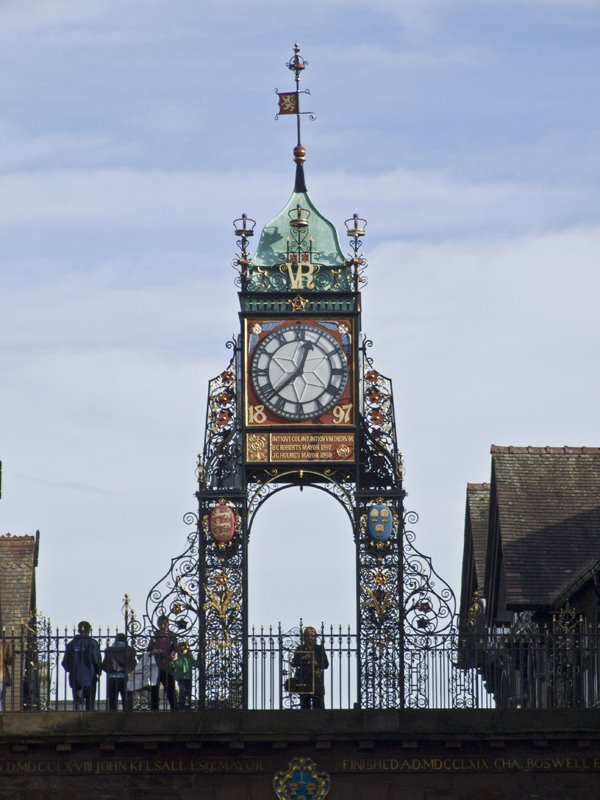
275,44,316,192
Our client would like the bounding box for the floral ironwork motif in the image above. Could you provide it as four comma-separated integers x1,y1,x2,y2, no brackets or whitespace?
357,492,404,708
199,494,245,708
141,47,459,711
138,511,201,645
199,343,243,491
142,332,457,710
359,341,403,490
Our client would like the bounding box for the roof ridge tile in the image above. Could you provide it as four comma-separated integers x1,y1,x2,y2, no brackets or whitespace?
491,445,600,455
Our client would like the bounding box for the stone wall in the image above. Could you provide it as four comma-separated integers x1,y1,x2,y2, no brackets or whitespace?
1,709,600,799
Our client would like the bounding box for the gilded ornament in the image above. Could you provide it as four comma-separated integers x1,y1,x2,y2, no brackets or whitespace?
374,570,388,586
369,409,385,426
273,757,331,800
216,409,232,426
247,433,268,462
217,390,234,405
366,387,383,404
287,294,309,312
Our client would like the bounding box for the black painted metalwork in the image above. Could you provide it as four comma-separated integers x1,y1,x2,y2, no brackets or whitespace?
137,44,459,711
6,613,600,711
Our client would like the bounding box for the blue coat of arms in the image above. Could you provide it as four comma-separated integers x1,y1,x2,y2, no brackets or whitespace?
273,757,330,799
367,504,393,542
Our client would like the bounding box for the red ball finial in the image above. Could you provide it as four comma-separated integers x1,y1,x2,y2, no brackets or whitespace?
293,144,306,164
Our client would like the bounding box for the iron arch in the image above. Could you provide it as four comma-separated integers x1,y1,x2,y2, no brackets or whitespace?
246,469,355,537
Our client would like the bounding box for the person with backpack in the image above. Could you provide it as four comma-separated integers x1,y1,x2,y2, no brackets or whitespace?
102,633,137,710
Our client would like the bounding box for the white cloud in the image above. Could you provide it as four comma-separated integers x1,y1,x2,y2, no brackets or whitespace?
0,122,137,171
0,164,591,244
1,0,598,635
0,1,198,48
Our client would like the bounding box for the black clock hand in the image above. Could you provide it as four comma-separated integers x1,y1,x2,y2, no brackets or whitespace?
273,341,315,392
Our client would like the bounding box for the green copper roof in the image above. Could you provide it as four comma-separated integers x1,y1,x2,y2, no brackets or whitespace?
254,190,345,267
246,189,352,294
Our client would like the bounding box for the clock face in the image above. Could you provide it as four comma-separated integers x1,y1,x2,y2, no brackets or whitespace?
251,323,349,421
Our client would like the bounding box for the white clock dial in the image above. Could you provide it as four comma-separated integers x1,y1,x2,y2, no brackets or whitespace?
251,323,349,421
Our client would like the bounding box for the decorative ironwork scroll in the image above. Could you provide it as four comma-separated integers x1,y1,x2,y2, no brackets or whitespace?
198,496,245,708
129,512,201,662
195,344,247,708
246,467,355,532
141,330,457,710
141,42,459,709
357,495,403,707
359,340,403,490
198,341,243,491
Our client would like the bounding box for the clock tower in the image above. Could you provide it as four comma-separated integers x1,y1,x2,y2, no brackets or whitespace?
145,45,455,710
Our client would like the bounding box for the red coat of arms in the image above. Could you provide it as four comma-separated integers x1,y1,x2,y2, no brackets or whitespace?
208,505,236,544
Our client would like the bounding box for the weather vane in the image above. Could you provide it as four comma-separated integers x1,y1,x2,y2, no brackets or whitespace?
275,44,317,153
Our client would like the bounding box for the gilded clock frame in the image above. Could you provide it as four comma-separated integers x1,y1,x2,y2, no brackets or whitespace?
244,317,356,429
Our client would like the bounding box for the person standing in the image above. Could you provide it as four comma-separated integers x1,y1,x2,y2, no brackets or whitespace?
61,621,101,711
102,633,137,710
0,634,13,712
292,626,329,709
169,641,197,710
147,615,177,710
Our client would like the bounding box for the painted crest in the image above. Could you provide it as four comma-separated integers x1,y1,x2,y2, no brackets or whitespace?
208,504,236,544
367,504,393,542
273,757,330,800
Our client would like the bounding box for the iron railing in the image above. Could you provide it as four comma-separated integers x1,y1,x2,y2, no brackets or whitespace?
1,623,599,711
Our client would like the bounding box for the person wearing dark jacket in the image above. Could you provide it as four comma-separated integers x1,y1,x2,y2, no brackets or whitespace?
102,633,137,710
292,626,329,709
61,620,102,711
147,615,177,710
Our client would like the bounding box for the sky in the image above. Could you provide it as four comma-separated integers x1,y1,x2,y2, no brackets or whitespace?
1,0,599,634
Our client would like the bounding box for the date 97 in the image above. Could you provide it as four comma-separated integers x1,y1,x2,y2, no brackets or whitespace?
248,402,353,425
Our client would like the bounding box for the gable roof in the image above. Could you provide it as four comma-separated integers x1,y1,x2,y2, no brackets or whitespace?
491,446,600,610
0,532,38,631
459,483,491,623
466,483,490,589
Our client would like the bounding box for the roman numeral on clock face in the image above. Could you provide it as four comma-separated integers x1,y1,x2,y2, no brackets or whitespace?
250,322,350,421
271,395,287,413
259,382,278,401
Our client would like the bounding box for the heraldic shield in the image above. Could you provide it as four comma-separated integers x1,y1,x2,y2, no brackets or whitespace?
367,503,393,542
273,757,330,800
208,502,236,544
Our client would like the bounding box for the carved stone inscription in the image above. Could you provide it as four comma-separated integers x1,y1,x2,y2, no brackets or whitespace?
3,752,600,776
0,757,266,775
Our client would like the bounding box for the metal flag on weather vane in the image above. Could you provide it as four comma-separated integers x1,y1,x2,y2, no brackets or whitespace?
277,92,298,115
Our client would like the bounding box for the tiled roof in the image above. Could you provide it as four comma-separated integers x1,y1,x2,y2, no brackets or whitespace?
466,483,490,589
491,446,600,609
0,533,38,631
